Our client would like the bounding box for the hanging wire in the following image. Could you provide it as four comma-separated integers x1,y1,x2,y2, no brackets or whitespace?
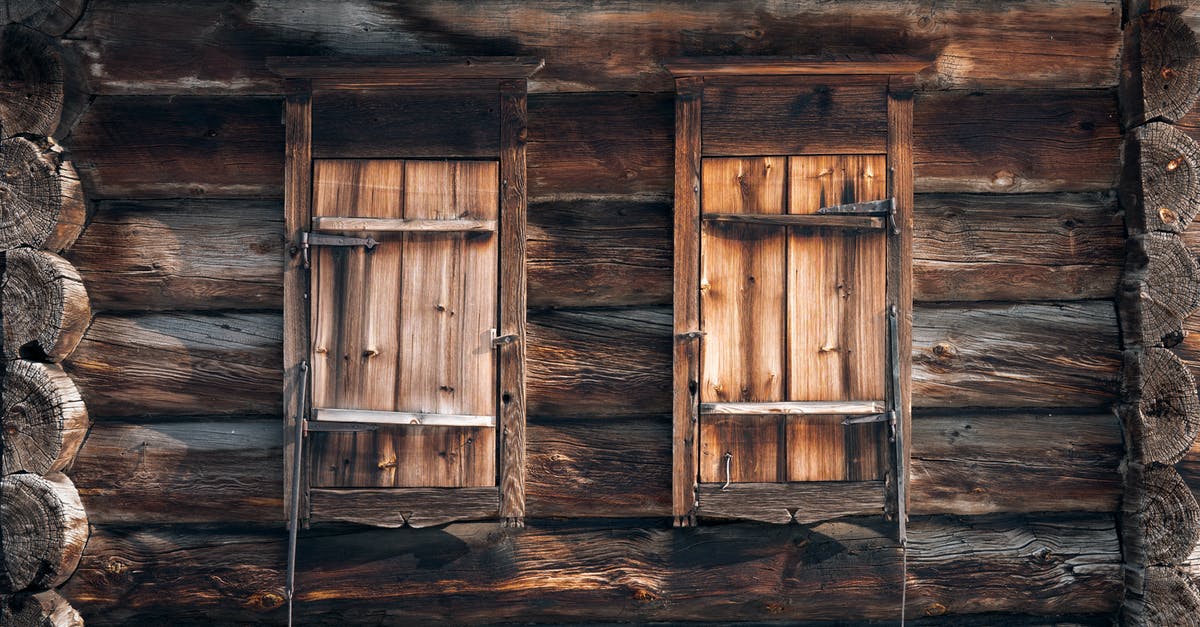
286,360,308,627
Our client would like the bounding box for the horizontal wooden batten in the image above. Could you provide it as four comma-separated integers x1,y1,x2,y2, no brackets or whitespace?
61,514,1120,624
697,481,886,524
69,411,1122,525
311,408,495,428
700,401,885,415
267,56,544,82
311,89,500,159
663,55,930,76
311,216,496,233
702,212,885,229
308,487,499,528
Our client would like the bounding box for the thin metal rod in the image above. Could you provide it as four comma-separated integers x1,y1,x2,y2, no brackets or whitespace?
286,360,308,627
721,452,732,490
889,305,907,545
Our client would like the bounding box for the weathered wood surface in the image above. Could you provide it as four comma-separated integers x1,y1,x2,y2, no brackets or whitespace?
2,248,90,361
1,590,84,627
1121,122,1200,234
63,312,283,417
1121,232,1200,347
308,488,499,529
909,412,1122,515
60,0,1120,95
60,514,1119,624
69,411,1122,524
0,136,84,251
1123,8,1200,128
697,482,886,524
63,193,1124,312
312,89,499,159
64,90,1120,200
0,473,87,593
0,25,71,138
62,302,1119,419
1121,348,1200,465
1123,463,1200,566
1,360,88,476
1124,564,1200,627
65,200,283,312
3,0,88,37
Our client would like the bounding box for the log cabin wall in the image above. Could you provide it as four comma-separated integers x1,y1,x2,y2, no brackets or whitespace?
0,0,1177,624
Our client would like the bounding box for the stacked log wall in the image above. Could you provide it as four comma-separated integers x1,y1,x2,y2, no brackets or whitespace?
18,0,1135,623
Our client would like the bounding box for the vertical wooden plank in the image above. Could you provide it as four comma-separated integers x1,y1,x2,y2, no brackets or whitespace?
786,155,887,482
698,156,786,484
499,80,528,526
888,78,916,520
282,84,311,522
673,76,702,526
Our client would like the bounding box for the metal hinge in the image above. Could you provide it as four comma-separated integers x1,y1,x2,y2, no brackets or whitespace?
816,197,900,235
300,232,378,269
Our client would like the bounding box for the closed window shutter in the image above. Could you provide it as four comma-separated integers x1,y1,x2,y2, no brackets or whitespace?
308,159,499,489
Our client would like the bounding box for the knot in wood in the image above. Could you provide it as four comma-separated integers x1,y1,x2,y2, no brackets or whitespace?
932,342,958,360
104,557,129,575
1159,206,1179,225
247,591,284,610
924,603,948,617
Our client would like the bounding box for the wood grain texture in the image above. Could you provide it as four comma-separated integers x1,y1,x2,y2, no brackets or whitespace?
308,487,499,528
1125,564,1200,627
1123,463,1200,566
65,199,284,312
2,248,90,362
64,410,1124,525
63,0,1120,94
0,360,88,476
0,136,84,251
1123,8,1200,127
1121,121,1200,235
4,0,88,36
696,481,885,524
1120,232,1200,348
672,77,701,524
63,90,1121,199
0,472,87,593
1,589,84,627
0,24,65,138
281,86,311,525
1121,348,1200,465
888,83,916,519
60,514,1120,624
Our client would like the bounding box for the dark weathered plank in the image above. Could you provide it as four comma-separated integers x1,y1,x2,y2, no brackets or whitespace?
61,514,1119,624
913,192,1123,302
308,488,499,528
64,96,284,199
63,312,283,417
697,482,886,524
64,0,1120,94
910,412,1122,515
65,200,284,311
312,89,499,158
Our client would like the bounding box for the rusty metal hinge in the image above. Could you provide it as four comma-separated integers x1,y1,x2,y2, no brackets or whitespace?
491,328,518,348
300,232,378,269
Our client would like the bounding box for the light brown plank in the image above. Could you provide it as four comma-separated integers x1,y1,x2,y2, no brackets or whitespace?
312,216,496,232
696,481,886,524
698,415,781,483
282,88,311,523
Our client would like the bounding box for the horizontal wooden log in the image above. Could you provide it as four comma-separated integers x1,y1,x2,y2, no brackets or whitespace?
1,360,88,476
909,412,1122,515
66,90,1119,200
63,312,282,417
309,488,498,528
1,590,84,627
1121,122,1200,235
696,481,885,524
1122,8,1200,128
312,89,499,159
64,302,1119,418
62,0,1120,94
70,410,1122,524
2,248,90,361
0,136,84,251
60,514,1120,624
0,473,87,593
1121,348,1200,465
1123,463,1200,566
65,199,284,312
1120,232,1200,348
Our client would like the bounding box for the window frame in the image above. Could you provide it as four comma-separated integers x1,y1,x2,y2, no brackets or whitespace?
665,57,922,527
273,57,543,528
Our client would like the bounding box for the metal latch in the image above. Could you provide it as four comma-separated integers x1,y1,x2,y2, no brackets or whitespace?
815,198,893,215
491,328,518,348
301,232,378,269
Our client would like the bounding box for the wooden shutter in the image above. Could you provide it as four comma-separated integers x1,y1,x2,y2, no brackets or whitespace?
274,57,541,528
666,57,923,526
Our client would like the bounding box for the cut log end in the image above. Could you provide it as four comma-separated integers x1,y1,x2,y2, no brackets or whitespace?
3,248,90,362
1123,122,1200,234
1,590,84,627
1123,463,1200,565
1125,565,1200,627
1120,232,1200,347
0,136,85,251
0,24,64,138
5,0,89,38
1134,9,1200,126
0,472,88,593
1,360,88,476
1122,348,1200,464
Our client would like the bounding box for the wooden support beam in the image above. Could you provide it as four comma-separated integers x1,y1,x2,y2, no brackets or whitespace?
0,136,84,251
1123,463,1200,566
1,590,83,627
1121,122,1200,234
1,360,88,476
1120,232,1200,347
1121,348,1200,464
2,248,90,362
1123,8,1200,128
0,472,87,593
